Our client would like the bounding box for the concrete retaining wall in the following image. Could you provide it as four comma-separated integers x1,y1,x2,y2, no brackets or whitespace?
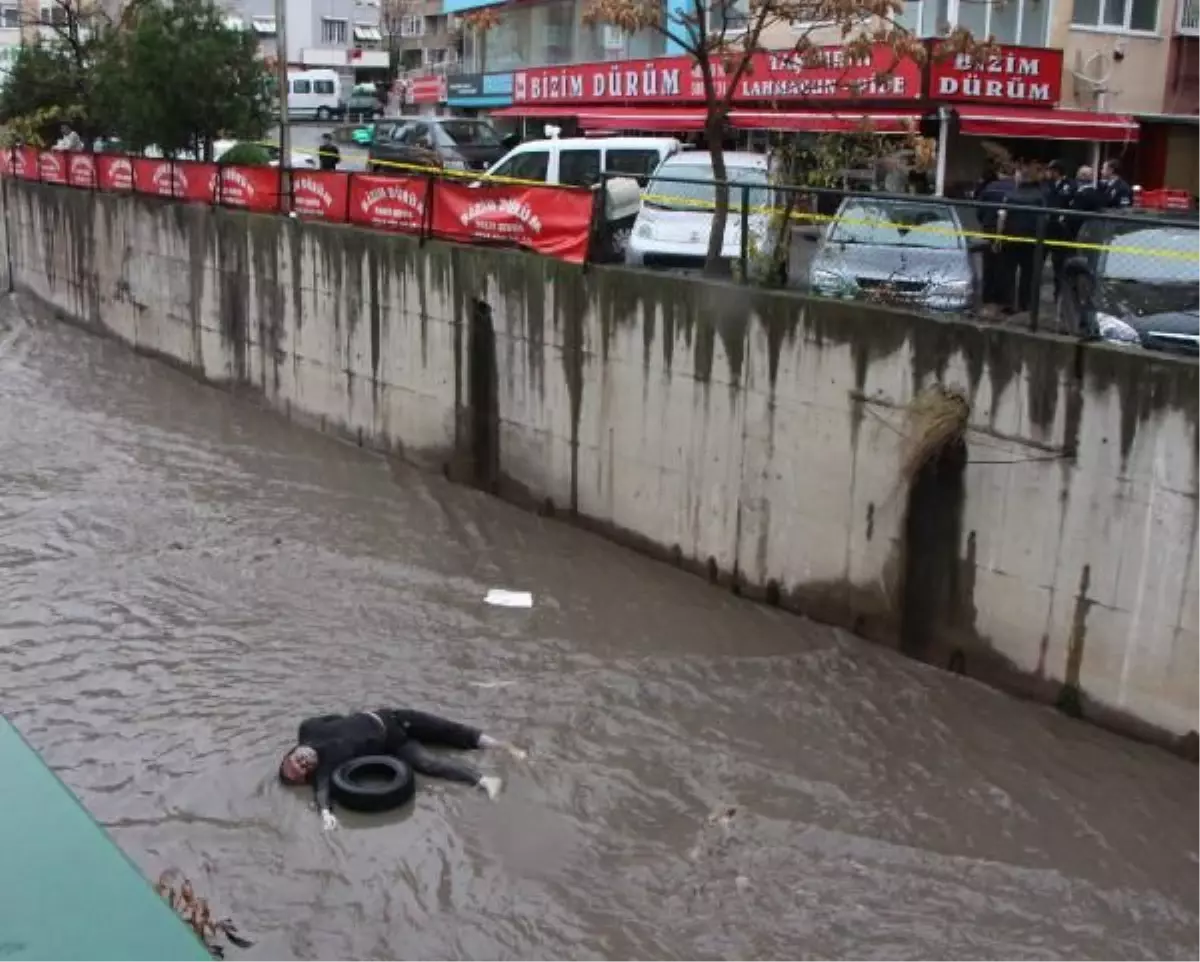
5,180,1197,748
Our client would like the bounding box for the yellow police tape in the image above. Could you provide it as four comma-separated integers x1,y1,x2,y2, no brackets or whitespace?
276,141,1199,263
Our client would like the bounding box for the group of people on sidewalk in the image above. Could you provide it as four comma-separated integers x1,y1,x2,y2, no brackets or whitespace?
973,158,1134,317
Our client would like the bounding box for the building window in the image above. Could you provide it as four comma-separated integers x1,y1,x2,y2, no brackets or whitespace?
39,4,67,25
1072,0,1159,31
321,17,348,44
400,14,423,37
251,16,277,36
707,0,750,33
905,0,1050,45
1,3,20,27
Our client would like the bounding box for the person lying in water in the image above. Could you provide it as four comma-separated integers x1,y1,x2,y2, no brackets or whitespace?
279,708,525,829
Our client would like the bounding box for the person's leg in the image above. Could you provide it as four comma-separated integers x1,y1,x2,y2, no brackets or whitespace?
387,709,482,750
395,740,501,797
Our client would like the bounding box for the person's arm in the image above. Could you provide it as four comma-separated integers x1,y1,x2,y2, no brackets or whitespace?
312,749,341,829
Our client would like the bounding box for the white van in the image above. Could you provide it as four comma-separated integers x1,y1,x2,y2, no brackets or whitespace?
484,135,681,189
287,69,341,121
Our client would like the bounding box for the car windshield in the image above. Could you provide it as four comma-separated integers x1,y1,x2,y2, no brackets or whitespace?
437,121,501,147
828,201,962,249
1100,228,1200,286
644,164,770,213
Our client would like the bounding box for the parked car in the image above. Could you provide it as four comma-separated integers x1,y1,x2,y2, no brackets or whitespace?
1060,218,1199,356
484,135,681,189
351,123,375,147
805,197,981,311
342,83,382,122
368,117,509,174
625,151,774,274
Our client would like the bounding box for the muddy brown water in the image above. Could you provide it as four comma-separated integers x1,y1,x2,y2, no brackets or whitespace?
0,299,1196,961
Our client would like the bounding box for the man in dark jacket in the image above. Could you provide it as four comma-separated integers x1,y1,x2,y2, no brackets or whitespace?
974,162,1015,309
996,162,1047,315
1042,160,1075,298
317,132,341,171
279,709,524,829
1100,159,1133,209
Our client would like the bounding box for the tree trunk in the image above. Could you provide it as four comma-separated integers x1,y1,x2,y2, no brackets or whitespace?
703,113,728,277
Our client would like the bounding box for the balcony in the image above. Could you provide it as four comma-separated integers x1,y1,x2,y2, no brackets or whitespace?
1179,0,1198,34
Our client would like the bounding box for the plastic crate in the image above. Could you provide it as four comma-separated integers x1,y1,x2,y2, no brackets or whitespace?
1135,188,1193,211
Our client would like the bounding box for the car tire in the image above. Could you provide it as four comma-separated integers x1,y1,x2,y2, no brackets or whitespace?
330,755,416,813
316,107,330,121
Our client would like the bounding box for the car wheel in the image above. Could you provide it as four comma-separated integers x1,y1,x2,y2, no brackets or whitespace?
316,107,330,121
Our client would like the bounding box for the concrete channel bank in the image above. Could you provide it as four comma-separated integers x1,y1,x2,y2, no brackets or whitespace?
3,180,1197,751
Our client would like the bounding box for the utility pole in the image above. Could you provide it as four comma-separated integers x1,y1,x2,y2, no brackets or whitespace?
274,0,290,204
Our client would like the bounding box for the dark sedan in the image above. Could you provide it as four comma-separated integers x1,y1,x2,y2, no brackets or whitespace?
367,117,509,175
1061,218,1199,357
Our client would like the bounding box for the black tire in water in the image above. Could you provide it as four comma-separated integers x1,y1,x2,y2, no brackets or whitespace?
330,755,416,813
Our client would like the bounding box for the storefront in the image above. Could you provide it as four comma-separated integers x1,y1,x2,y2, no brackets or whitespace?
491,41,1140,195
446,72,515,116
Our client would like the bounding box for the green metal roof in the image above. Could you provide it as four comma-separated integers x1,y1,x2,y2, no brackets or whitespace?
0,717,213,961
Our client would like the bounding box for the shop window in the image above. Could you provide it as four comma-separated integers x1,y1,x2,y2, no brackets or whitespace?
491,151,549,183
1072,0,1158,31
905,0,1049,44
321,17,348,44
560,149,602,187
606,149,663,185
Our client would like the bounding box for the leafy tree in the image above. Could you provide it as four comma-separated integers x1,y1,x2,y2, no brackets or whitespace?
582,0,987,276
96,0,273,160
0,0,117,146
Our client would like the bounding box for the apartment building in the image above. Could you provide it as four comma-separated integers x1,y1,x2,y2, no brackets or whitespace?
225,0,389,78
386,0,458,73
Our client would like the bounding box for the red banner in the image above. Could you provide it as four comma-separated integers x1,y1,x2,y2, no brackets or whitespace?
66,152,97,188
293,170,350,221
215,165,280,213
14,146,39,180
174,160,219,204
348,173,427,233
134,157,179,197
927,43,1063,106
38,150,68,184
513,45,922,106
408,75,446,105
97,154,135,191
431,180,592,264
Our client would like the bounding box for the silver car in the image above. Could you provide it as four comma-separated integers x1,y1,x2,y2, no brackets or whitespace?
806,197,981,311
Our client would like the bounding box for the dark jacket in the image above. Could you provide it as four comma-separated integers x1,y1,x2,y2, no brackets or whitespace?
975,176,1014,233
298,712,392,811
1044,176,1076,239
1069,182,1103,238
317,142,341,171
1103,176,1133,209
1001,182,1047,241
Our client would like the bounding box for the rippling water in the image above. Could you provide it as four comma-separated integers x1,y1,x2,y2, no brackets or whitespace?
0,297,1195,961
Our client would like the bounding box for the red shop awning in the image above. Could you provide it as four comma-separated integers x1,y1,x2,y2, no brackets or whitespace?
729,109,923,133
491,105,707,132
955,105,1140,143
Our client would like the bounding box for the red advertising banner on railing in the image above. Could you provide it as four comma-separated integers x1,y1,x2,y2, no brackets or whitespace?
39,151,68,184
133,157,178,198
67,152,97,188
215,165,280,213
348,173,428,233
431,180,593,264
4,150,598,267
15,146,39,180
293,170,350,222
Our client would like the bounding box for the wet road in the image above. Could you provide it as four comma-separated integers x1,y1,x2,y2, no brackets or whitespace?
0,298,1196,961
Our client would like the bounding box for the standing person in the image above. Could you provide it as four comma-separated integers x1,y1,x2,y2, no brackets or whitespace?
996,161,1046,316
1069,165,1103,240
278,707,526,829
1042,160,1075,298
1100,159,1133,209
974,161,1015,311
317,132,341,171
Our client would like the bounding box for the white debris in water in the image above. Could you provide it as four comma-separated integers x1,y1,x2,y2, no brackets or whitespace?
486,589,533,608
468,680,516,689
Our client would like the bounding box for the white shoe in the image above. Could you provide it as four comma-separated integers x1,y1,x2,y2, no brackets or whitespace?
478,775,502,800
